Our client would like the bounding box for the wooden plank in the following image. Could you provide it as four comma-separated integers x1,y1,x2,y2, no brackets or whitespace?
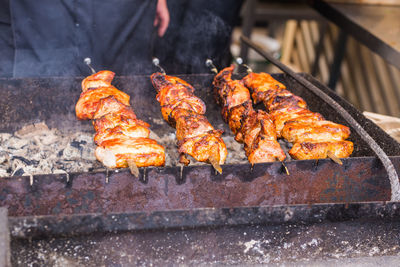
372,53,400,116
388,65,400,109
295,27,311,72
359,44,388,114
281,20,298,65
326,0,400,6
300,20,315,67
342,38,364,110
309,21,330,83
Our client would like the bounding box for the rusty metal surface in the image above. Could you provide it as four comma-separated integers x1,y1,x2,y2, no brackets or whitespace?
1,73,400,240
1,157,393,218
10,202,400,265
1,156,397,238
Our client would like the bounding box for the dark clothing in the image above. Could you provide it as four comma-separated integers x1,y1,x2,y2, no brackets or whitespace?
0,0,242,77
154,0,243,74
3,0,156,77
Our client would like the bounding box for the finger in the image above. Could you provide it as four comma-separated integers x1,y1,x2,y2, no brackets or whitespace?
154,16,159,27
158,16,170,37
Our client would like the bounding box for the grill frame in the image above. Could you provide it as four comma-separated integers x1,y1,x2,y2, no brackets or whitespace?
0,72,399,238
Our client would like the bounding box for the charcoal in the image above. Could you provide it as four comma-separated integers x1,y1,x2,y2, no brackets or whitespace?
12,168,24,176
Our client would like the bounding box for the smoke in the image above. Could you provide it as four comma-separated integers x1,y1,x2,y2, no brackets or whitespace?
154,0,243,74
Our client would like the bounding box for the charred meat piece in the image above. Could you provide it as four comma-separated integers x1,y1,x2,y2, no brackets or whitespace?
242,72,286,104
75,86,130,120
242,70,354,160
289,141,353,160
81,70,115,92
95,136,165,168
151,72,227,167
212,66,286,164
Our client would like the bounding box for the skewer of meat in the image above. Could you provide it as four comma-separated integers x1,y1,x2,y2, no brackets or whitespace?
237,59,353,162
207,60,286,165
76,59,165,176
150,58,227,173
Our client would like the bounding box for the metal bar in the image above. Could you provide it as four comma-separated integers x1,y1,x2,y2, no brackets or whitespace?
9,201,400,239
240,35,400,201
328,30,348,90
0,208,10,266
239,0,256,63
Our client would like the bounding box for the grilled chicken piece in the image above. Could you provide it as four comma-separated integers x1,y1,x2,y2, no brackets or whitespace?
93,96,136,120
75,87,130,120
289,141,353,160
272,109,324,137
281,120,351,143
77,70,165,168
94,125,150,145
95,136,165,168
242,70,354,160
81,70,115,92
93,113,149,133
161,96,206,125
178,130,227,165
242,72,286,104
151,72,227,167
213,66,286,164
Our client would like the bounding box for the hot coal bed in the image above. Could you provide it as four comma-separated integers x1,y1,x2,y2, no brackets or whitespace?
2,73,400,265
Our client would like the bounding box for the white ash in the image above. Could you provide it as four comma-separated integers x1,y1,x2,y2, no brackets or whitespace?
0,123,251,178
0,122,102,178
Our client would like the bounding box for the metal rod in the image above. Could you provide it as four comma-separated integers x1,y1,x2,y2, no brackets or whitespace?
205,59,218,74
83,58,96,74
235,57,253,73
240,35,400,201
152,57,166,75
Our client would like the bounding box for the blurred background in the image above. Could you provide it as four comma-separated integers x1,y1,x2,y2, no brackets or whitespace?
231,0,400,120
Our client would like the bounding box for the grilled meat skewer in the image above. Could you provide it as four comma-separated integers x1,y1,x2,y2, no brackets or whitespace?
151,72,227,173
76,70,165,172
241,71,353,161
212,65,286,164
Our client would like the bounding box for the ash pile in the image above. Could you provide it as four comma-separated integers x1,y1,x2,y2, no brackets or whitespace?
0,122,250,178
0,122,102,177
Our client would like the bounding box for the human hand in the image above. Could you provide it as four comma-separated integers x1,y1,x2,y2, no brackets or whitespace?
154,0,170,37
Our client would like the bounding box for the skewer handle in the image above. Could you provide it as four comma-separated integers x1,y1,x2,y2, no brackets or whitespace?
152,57,166,74
205,59,218,74
235,57,253,73
84,57,96,74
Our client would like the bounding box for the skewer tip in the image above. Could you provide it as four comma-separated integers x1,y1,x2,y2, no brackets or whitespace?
209,157,222,175
327,151,343,165
127,159,140,177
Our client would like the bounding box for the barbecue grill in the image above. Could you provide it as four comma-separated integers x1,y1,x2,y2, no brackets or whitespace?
2,42,400,264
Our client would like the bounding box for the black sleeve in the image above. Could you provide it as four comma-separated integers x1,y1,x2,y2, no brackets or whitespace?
0,0,14,77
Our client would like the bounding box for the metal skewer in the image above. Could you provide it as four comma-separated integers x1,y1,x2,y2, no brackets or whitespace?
152,57,166,75
235,57,253,73
84,58,96,74
127,159,140,178
205,59,218,74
